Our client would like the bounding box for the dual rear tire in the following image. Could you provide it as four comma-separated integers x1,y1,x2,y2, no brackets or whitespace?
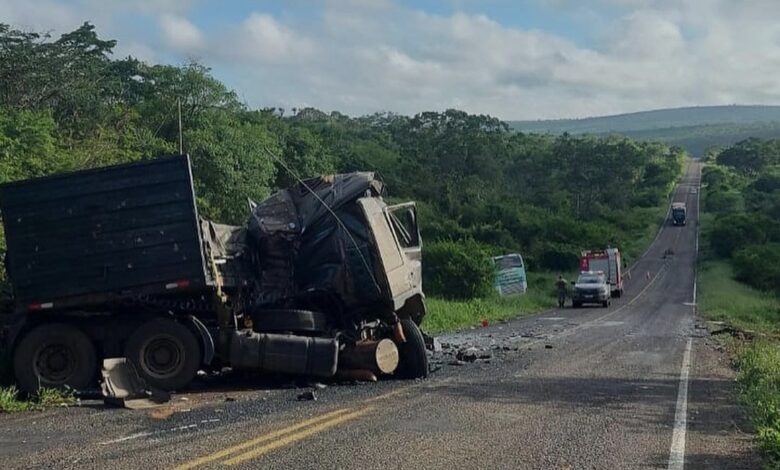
13,318,202,394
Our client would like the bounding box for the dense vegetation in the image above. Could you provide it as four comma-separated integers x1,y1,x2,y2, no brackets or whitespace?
698,137,780,465
0,23,682,306
702,138,780,293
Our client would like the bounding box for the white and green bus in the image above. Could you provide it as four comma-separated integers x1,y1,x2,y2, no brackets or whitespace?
493,253,528,296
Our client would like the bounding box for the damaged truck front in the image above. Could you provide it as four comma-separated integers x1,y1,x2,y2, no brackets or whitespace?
0,155,428,393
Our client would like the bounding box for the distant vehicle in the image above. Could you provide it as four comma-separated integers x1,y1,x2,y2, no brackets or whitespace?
571,271,611,308
580,248,623,297
493,254,527,296
671,202,687,226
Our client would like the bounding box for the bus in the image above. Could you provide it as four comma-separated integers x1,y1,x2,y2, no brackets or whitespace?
493,253,528,296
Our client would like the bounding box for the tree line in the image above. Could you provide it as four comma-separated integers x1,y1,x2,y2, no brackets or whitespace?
703,138,780,294
0,23,684,301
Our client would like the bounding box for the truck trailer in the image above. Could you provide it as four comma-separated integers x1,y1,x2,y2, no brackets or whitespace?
0,155,429,393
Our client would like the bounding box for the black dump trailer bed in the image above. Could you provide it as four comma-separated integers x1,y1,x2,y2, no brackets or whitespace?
0,155,209,313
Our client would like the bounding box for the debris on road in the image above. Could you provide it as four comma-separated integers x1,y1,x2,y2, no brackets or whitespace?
297,391,317,401
456,348,479,362
545,344,553,349
100,358,170,409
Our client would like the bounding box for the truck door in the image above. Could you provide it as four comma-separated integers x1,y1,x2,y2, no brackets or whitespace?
357,199,421,304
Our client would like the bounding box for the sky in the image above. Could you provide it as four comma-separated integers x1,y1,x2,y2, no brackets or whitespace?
2,0,780,120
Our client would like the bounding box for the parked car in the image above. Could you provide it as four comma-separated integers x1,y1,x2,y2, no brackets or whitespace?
571,271,611,308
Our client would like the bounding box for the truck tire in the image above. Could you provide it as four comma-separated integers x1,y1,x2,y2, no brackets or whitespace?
395,318,428,379
602,300,610,308
572,301,580,309
251,309,330,334
13,323,97,394
124,318,201,392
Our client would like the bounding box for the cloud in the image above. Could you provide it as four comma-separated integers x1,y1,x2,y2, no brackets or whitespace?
225,13,314,63
159,14,204,50
3,0,780,118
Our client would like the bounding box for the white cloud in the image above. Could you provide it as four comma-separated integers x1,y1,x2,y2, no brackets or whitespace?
227,13,314,63
3,0,780,118
159,14,203,50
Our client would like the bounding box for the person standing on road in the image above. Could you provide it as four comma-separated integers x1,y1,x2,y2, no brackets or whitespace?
556,275,568,308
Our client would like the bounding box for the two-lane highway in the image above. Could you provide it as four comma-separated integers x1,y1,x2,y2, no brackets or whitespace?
0,161,760,469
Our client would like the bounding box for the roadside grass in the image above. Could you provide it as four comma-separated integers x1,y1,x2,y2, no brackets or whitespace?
698,201,780,466
699,264,780,465
0,385,77,413
423,271,558,334
698,260,780,334
735,342,780,467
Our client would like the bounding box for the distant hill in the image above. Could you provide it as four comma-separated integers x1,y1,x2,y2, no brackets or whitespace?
508,105,780,156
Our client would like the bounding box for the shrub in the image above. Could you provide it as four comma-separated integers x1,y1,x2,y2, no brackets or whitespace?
423,239,494,300
710,214,770,258
732,244,780,293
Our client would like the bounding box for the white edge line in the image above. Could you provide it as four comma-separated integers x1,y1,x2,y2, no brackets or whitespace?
100,431,153,445
668,338,693,470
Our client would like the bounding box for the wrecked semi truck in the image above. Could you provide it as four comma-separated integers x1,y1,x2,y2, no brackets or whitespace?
0,155,428,393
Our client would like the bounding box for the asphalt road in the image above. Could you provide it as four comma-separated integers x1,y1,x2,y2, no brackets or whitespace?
0,161,761,469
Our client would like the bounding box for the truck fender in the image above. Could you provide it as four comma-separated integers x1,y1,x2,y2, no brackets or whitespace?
396,294,426,326
187,315,215,366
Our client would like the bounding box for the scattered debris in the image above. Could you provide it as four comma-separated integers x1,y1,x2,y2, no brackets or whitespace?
297,391,317,401
545,344,553,349
101,358,170,409
449,360,466,366
456,348,479,362
150,407,176,420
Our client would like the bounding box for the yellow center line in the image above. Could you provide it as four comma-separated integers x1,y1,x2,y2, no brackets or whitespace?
222,406,375,466
173,408,352,470
362,387,407,403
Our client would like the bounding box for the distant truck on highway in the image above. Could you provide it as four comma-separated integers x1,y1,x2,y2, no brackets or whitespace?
0,155,429,393
671,202,687,226
579,248,624,298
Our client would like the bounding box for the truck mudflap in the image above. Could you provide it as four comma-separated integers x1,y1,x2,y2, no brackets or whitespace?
188,315,215,365
229,331,339,378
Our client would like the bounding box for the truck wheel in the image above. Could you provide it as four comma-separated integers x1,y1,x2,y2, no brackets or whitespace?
395,318,428,379
572,301,580,309
13,323,97,394
602,300,610,308
125,318,201,391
